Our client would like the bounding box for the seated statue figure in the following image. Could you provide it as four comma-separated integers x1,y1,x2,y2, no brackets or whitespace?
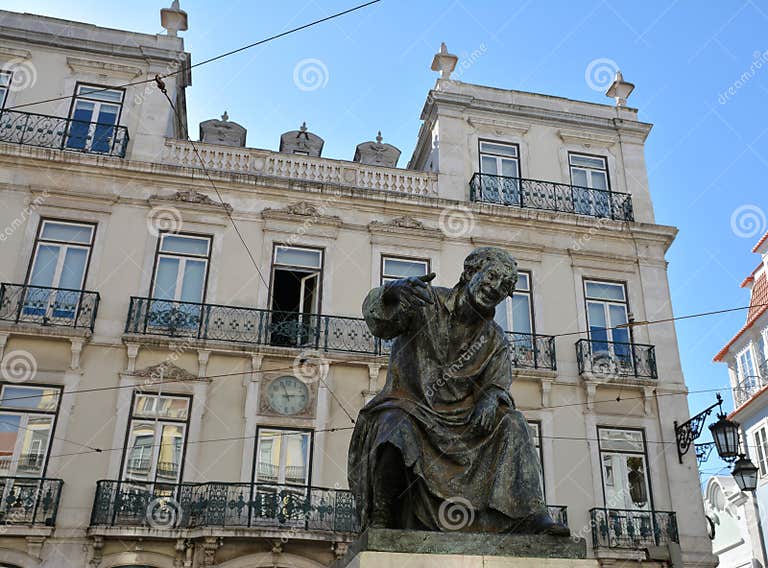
348,246,568,535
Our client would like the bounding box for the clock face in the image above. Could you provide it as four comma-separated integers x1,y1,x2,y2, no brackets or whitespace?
265,376,310,416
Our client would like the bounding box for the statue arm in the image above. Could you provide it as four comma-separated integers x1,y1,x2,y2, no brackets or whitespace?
362,286,413,339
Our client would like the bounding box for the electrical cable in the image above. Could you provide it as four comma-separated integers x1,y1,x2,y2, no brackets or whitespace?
2,1,382,112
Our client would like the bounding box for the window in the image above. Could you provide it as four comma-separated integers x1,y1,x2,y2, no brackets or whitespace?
269,245,323,347
151,233,211,303
122,393,190,486
598,427,651,511
495,271,533,334
569,153,611,216
0,71,11,108
737,346,758,381
585,280,632,367
527,420,545,497
254,428,312,486
24,220,95,322
66,84,124,153
754,426,768,477
381,256,429,285
479,141,520,204
0,385,61,477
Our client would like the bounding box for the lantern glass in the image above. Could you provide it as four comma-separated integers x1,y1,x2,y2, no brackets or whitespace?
732,455,759,492
709,415,740,461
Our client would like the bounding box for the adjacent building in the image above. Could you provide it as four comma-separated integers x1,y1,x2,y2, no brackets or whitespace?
0,5,716,567
712,230,768,565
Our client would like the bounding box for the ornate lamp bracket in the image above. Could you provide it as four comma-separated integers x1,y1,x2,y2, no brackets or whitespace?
674,393,723,464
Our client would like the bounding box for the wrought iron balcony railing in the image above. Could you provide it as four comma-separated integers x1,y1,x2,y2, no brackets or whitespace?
0,109,129,157
0,283,100,331
0,477,63,527
576,339,657,380
91,480,569,534
470,173,634,221
507,331,556,370
90,480,359,532
733,360,768,408
125,297,557,369
590,508,678,550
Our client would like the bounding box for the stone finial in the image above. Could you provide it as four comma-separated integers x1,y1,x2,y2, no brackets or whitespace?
199,113,246,147
161,0,188,37
354,131,401,167
221,111,228,121
280,123,324,156
430,42,458,80
376,131,383,144
606,70,635,108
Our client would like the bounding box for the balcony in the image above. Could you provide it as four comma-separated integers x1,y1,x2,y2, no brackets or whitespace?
0,109,129,157
0,283,100,331
507,331,556,370
469,173,634,221
576,339,657,380
90,480,359,533
0,477,63,527
733,360,768,407
589,508,678,550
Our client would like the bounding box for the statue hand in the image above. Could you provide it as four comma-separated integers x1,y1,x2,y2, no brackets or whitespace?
470,392,498,434
382,272,436,310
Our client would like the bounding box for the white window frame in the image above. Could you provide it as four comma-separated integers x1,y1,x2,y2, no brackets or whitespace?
151,233,212,303
381,255,430,285
495,271,533,334
479,140,520,178
0,70,11,108
67,84,125,152
754,424,768,478
28,220,95,291
569,153,610,190
597,427,652,511
584,280,630,345
737,345,758,382
254,428,313,486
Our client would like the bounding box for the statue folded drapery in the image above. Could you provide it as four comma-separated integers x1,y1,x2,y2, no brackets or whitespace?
348,247,568,535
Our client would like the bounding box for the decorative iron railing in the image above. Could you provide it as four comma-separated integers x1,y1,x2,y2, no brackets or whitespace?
90,480,359,532
0,109,129,157
590,508,678,549
733,360,768,407
125,297,385,355
576,339,657,380
0,477,63,527
0,283,100,331
507,331,556,370
470,173,634,221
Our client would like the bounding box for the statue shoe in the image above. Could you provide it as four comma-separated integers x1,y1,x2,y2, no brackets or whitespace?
527,513,570,537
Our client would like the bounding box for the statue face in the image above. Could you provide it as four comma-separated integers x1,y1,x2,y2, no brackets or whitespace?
466,260,517,311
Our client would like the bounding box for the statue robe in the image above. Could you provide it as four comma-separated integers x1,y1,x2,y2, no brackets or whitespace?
348,284,548,532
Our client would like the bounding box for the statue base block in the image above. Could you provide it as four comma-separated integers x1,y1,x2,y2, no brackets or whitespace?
333,528,589,568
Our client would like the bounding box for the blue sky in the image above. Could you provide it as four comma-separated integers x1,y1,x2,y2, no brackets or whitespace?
8,0,768,478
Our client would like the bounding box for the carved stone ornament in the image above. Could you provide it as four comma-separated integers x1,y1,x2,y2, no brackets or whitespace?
131,361,199,382
150,190,232,212
262,200,342,225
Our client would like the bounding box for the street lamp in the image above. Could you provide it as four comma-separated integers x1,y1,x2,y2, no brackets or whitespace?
709,413,741,462
732,454,759,492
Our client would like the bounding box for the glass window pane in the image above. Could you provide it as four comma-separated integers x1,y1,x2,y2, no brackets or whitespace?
494,299,511,332
0,386,59,411
156,424,184,482
257,430,280,483
125,423,155,481
599,428,644,452
95,105,119,125
180,260,206,303
77,86,124,103
17,416,52,475
480,155,498,175
133,395,189,420
480,142,517,157
41,222,93,244
28,245,60,287
516,273,529,291
383,258,428,279
586,281,626,302
511,294,532,334
571,168,588,187
500,158,519,178
0,414,20,476
569,154,606,169
72,100,96,123
0,72,10,88
153,257,180,300
284,431,311,485
590,171,608,191
160,234,210,256
274,246,322,269
58,247,88,289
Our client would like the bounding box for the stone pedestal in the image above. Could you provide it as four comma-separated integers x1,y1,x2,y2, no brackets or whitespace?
333,529,590,568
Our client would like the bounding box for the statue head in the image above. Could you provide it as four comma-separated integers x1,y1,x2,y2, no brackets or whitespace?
458,247,518,313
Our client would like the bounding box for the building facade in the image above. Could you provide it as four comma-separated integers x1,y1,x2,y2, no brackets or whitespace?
0,6,715,568
713,230,768,565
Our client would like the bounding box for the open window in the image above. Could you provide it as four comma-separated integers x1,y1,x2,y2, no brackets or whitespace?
268,245,323,347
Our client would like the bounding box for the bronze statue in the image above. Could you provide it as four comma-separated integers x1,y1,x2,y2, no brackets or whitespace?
348,247,568,535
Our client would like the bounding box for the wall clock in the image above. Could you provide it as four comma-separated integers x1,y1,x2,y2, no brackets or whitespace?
265,375,311,416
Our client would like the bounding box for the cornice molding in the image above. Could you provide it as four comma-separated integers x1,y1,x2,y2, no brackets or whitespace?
66,56,143,80
0,46,31,61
